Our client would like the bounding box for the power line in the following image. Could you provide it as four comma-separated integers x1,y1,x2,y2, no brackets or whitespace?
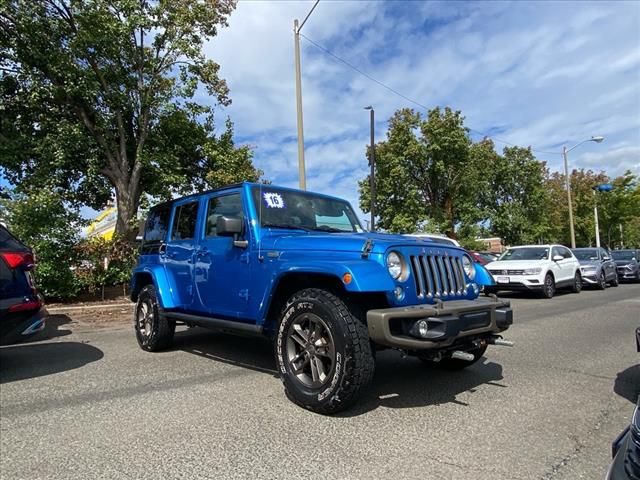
299,33,561,157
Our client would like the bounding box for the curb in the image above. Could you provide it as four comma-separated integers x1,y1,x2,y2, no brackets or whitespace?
47,303,134,313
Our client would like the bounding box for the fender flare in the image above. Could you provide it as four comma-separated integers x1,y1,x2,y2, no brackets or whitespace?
130,265,177,309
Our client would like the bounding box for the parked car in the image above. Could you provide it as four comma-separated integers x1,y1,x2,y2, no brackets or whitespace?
407,233,461,247
130,183,514,414
468,251,494,266
485,244,582,298
611,249,640,282
571,247,618,289
480,251,500,261
607,328,640,480
608,397,640,480
0,225,46,345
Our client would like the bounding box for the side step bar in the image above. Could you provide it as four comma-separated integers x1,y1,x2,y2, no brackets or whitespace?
162,311,263,336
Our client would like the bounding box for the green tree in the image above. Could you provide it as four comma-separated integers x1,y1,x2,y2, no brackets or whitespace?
0,190,83,298
544,169,610,247
598,171,640,248
481,146,551,245
359,107,476,236
0,0,251,237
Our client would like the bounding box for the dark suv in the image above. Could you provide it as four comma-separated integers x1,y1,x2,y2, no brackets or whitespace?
130,183,513,414
611,249,640,282
0,225,46,344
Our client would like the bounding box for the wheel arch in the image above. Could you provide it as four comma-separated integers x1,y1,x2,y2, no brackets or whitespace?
262,272,387,336
130,266,177,309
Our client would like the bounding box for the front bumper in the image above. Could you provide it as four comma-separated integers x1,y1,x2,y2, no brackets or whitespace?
485,274,544,292
618,267,639,280
580,272,599,284
366,296,512,349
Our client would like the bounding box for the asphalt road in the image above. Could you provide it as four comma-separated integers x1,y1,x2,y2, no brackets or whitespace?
1,284,639,480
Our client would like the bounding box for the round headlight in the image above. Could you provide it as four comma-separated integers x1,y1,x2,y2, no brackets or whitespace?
462,255,475,279
386,251,404,280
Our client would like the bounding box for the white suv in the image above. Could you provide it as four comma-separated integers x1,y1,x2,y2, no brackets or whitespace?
484,244,582,298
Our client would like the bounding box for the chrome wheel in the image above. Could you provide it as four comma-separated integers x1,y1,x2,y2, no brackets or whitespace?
574,272,582,293
544,274,555,298
136,298,154,338
598,271,606,289
286,313,336,388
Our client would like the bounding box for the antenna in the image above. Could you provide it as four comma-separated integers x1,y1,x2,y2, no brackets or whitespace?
258,183,264,261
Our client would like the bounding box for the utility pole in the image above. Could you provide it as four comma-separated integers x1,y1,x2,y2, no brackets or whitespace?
293,1,319,190
293,19,306,190
563,146,576,249
365,106,375,231
562,136,604,249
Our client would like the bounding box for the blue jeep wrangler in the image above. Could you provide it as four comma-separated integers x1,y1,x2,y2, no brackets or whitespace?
131,183,513,414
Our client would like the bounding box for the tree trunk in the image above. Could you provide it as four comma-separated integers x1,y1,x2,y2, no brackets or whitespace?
444,195,456,239
114,179,141,240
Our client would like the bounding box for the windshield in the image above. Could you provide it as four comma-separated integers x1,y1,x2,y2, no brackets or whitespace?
611,250,636,261
572,249,599,261
251,187,364,233
498,247,549,261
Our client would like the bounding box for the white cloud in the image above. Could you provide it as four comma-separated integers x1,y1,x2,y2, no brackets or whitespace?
203,0,640,218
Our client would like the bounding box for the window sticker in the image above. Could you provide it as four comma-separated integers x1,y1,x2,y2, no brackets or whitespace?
263,192,285,209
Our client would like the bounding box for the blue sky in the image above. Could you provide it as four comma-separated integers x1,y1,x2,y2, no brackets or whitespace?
2,0,638,224
205,0,640,222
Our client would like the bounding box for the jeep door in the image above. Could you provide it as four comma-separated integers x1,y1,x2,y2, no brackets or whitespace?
164,200,200,309
193,192,251,318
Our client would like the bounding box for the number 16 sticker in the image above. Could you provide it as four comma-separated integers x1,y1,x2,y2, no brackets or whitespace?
263,192,285,209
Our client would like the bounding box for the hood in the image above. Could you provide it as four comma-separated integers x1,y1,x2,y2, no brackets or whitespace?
258,231,464,255
485,259,548,270
615,259,637,266
578,260,601,267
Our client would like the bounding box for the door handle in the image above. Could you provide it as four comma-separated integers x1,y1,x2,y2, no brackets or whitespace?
158,243,167,255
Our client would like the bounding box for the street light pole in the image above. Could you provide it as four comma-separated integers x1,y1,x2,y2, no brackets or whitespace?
592,183,613,248
593,189,601,248
562,136,605,248
365,106,375,231
293,0,319,191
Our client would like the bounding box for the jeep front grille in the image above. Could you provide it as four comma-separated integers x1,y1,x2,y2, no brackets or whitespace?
409,254,466,298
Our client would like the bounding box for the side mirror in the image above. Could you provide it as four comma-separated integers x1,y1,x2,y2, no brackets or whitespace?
552,255,563,262
603,256,611,261
216,215,243,236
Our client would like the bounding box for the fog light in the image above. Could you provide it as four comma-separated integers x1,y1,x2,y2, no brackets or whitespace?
416,320,429,338
394,286,405,301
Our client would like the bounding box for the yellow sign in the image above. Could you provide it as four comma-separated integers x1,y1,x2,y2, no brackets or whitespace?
85,207,116,240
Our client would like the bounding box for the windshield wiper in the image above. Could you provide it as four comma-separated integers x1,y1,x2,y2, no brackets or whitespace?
310,225,346,233
262,223,313,232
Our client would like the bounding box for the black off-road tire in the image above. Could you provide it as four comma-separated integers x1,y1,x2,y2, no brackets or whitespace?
275,288,375,415
597,270,607,290
571,271,582,293
420,345,488,370
542,273,555,299
134,284,175,352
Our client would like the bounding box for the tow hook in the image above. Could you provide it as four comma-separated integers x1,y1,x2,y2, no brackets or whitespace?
487,336,514,347
451,350,475,362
